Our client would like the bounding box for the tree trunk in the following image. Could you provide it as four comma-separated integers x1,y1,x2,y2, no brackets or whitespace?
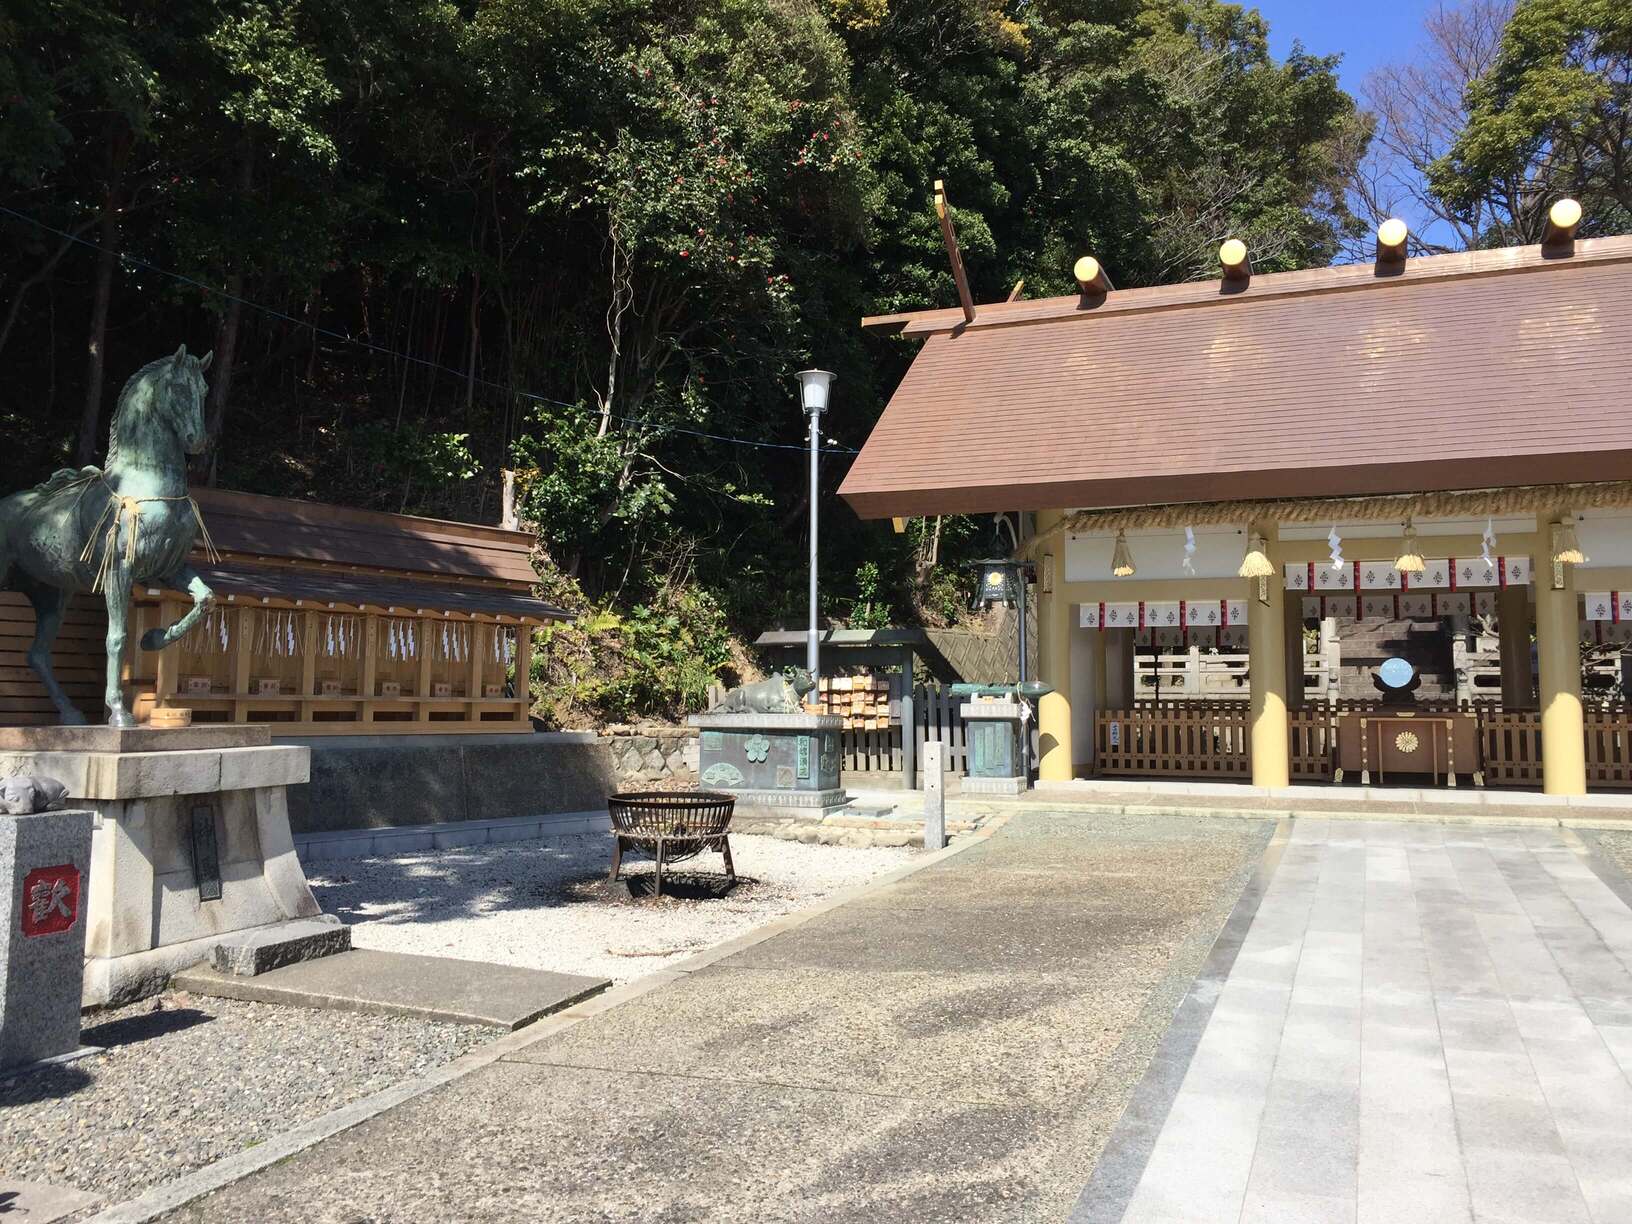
76,131,131,465
194,146,254,484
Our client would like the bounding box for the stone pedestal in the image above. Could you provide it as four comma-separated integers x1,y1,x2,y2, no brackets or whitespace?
960,701,1029,796
1,807,94,1071
0,726,329,1007
686,713,846,813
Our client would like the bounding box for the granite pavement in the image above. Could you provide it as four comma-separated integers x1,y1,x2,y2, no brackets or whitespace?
167,810,1273,1223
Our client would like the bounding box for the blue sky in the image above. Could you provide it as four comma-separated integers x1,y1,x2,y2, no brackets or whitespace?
1251,1,1445,103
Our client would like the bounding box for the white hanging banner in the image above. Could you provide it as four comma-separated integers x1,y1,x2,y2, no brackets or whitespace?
1301,596,1322,620
1181,600,1214,629
1500,557,1533,587
1583,592,1615,621
1411,560,1451,590
1324,595,1357,620
1225,599,1247,626
1283,563,1309,591
1079,603,1101,629
1145,600,1182,629
1399,593,1435,619
1312,562,1353,591
1358,563,1403,591
1473,591,1497,618
1434,592,1471,617
1361,594,1395,621
1103,602,1140,629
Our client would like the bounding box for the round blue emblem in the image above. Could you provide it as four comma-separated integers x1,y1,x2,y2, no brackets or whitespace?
1378,657,1415,689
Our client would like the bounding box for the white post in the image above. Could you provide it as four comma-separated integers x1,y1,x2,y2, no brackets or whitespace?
923,739,946,850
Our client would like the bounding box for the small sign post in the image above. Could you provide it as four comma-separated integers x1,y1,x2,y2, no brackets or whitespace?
923,740,947,851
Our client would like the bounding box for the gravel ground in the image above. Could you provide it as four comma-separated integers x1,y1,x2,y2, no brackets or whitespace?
0,993,489,1208
309,831,917,984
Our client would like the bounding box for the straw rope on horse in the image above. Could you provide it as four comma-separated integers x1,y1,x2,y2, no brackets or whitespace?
65,472,222,593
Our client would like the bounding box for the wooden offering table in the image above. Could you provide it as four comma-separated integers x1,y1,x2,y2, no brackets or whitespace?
1335,709,1480,787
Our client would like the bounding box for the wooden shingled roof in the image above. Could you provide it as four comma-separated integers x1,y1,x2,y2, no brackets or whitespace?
183,488,569,622
839,235,1632,519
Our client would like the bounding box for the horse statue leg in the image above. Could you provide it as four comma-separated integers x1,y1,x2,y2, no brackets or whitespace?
101,563,137,727
139,564,215,653
17,576,88,725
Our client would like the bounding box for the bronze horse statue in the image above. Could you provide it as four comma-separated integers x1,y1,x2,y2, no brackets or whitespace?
1,345,218,726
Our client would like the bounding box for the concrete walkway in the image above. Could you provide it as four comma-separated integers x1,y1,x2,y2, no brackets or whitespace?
1087,819,1632,1224
162,811,1272,1223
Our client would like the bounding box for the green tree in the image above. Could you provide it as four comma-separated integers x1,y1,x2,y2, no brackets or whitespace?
1433,0,1632,240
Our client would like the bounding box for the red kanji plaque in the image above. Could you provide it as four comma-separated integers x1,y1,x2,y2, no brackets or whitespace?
20,864,80,938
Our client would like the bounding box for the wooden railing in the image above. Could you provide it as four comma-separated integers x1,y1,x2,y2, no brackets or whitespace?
1289,711,1336,781
1096,707,1250,778
1479,712,1543,786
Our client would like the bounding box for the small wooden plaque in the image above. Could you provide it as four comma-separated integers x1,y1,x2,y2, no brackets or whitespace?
149,707,193,729
431,681,453,698
319,679,343,697
253,678,280,696
378,680,402,698
183,675,213,696
483,683,504,698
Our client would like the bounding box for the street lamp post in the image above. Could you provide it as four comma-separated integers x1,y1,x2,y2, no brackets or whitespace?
797,370,834,686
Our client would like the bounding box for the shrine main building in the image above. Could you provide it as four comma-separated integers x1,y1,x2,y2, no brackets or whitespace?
840,204,1632,796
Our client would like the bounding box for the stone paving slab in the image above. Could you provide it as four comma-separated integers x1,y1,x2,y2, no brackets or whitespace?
173,949,608,1030
1088,817,1632,1224
1,1179,101,1223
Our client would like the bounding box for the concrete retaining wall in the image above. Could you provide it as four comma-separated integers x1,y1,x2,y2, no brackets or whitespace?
283,732,615,837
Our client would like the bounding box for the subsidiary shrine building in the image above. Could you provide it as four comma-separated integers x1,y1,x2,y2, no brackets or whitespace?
840,219,1632,795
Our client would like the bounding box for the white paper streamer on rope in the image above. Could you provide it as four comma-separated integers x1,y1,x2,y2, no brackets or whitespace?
1327,526,1344,567
1481,516,1498,569
1182,526,1197,576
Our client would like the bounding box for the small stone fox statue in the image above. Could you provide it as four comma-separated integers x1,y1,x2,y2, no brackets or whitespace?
708,668,816,715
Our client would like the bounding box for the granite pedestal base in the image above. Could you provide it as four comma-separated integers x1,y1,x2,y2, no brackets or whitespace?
961,701,1029,795
1,807,94,1071
0,726,329,1007
687,712,848,816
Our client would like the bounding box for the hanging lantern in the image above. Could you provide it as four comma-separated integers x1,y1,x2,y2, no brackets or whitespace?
1395,517,1425,574
1552,517,1586,565
1238,532,1274,579
975,559,1019,607
1111,529,1136,578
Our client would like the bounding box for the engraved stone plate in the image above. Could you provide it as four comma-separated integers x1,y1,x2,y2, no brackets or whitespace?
774,766,795,789
701,731,724,751
796,736,811,780
190,804,223,902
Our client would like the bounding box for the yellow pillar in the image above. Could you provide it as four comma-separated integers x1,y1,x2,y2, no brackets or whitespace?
1536,516,1585,794
1498,585,1533,710
1035,514,1073,782
1248,522,1290,787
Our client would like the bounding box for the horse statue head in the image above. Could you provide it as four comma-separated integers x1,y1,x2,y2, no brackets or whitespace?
106,344,213,469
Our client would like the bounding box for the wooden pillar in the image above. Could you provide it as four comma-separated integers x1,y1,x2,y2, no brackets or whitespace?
1035,522,1072,782
360,616,379,723
1283,597,1306,712
231,605,255,723
1498,586,1533,710
1535,518,1585,794
1105,629,1135,709
153,597,182,706
467,622,485,702
416,617,434,698
514,624,534,723
1248,523,1290,787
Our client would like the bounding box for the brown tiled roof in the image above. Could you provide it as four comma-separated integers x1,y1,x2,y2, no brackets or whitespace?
191,488,539,584
839,236,1632,519
175,562,569,622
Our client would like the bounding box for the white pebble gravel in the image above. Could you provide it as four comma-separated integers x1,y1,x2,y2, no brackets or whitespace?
0,994,490,1207
309,831,917,984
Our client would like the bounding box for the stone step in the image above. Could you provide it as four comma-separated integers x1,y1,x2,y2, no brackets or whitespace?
175,949,610,1030
208,917,351,977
